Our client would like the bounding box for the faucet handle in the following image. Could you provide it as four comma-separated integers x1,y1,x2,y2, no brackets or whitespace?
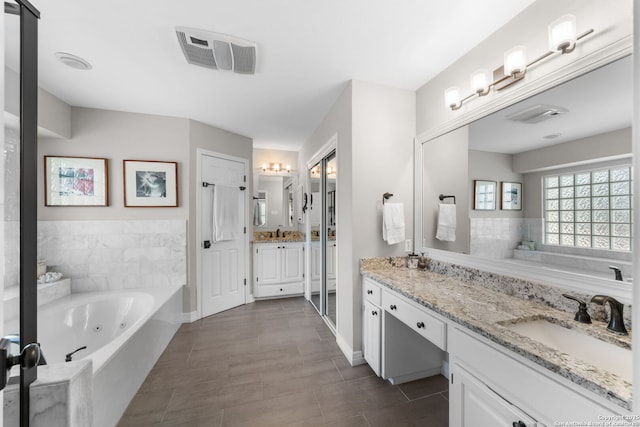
562,294,592,324
609,266,623,281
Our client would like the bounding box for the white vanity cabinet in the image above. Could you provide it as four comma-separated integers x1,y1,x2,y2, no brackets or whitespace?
254,242,304,298
362,277,445,384
363,278,383,376
449,325,629,426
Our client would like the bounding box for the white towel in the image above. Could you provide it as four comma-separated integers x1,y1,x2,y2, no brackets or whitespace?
212,185,240,242
436,203,456,242
382,203,405,245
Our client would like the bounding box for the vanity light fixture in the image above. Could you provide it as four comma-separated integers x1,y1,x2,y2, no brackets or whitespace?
258,162,293,174
445,14,593,111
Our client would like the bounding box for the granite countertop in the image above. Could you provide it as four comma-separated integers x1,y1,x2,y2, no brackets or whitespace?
252,237,305,243
360,262,632,410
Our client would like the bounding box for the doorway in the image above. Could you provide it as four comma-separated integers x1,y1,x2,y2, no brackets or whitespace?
307,144,337,329
197,150,249,318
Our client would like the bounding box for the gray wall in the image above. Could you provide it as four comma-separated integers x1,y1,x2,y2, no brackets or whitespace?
514,127,631,173
422,126,469,253
469,150,523,218
38,107,190,221
299,80,415,358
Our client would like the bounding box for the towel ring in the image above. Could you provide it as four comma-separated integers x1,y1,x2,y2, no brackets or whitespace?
382,192,394,204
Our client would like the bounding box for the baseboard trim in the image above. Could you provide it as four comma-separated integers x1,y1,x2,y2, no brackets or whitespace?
388,367,441,385
336,333,366,366
180,311,199,323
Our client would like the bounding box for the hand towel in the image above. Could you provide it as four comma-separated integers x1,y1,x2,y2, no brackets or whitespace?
212,185,240,242
253,198,262,227
436,203,456,242
382,203,405,245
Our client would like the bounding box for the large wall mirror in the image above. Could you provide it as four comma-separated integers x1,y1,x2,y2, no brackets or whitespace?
419,55,632,301
253,174,298,229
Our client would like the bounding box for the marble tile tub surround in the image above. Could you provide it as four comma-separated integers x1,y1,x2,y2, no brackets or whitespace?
38,220,187,292
360,257,633,409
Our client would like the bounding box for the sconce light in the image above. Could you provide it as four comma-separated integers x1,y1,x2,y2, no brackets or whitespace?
273,163,281,172
503,46,526,77
285,164,291,173
444,14,593,111
261,163,268,172
548,14,577,53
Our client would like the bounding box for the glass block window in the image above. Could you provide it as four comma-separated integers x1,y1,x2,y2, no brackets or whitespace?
544,166,632,251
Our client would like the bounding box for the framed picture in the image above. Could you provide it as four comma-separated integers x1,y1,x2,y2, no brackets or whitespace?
501,181,523,210
473,180,496,210
123,160,178,207
44,156,109,206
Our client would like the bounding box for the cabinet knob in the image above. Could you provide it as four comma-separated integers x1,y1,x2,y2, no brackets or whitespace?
367,290,373,295
372,310,378,316
390,304,397,310
416,321,425,329
280,288,283,291
512,422,526,427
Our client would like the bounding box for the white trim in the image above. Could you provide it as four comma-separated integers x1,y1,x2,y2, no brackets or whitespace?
336,332,366,366
388,367,440,385
180,311,199,323
307,133,338,170
196,148,251,321
414,36,633,301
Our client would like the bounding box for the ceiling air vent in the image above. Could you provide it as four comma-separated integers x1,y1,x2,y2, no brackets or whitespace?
175,27,256,74
506,104,569,124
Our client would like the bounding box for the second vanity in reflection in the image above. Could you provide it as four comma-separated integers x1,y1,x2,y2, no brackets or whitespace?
361,258,632,426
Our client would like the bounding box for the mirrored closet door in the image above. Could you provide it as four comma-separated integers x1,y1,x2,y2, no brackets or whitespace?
307,150,337,329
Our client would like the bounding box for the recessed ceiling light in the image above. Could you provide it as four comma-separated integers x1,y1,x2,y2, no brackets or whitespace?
55,52,92,70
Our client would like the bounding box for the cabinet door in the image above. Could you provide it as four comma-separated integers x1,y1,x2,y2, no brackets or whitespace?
255,245,281,285
364,300,382,377
281,244,304,283
451,364,538,427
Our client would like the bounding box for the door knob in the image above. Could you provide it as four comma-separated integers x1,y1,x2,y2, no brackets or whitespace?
367,290,373,295
372,311,378,316
512,422,527,427
203,240,211,249
390,305,397,310
416,322,425,329
0,339,42,391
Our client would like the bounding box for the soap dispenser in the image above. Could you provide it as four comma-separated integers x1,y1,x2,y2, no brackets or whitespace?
418,252,428,270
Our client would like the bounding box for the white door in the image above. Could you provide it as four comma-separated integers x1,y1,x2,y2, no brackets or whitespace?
200,153,247,317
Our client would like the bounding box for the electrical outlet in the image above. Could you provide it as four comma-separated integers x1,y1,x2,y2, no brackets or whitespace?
405,239,412,252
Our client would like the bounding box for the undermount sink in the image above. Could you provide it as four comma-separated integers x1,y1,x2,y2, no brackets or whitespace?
503,318,632,382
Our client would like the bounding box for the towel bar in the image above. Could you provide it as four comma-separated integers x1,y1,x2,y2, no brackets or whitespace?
438,194,456,204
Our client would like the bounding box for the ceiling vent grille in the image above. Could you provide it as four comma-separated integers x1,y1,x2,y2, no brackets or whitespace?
506,104,569,124
175,27,256,74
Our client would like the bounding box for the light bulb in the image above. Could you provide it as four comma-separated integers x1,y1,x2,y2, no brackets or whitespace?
261,163,268,172
548,14,577,52
273,163,280,172
285,164,291,173
504,46,526,76
444,86,462,110
470,69,490,95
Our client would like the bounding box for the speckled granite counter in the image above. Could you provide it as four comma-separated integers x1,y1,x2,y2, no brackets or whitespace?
360,257,632,410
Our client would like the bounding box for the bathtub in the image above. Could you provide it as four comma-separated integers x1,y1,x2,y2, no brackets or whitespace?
5,285,183,427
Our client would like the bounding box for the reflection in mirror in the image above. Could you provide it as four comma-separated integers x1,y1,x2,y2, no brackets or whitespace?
421,55,632,284
254,175,297,229
309,161,321,312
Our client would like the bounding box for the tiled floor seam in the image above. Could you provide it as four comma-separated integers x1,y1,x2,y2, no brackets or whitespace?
159,389,176,424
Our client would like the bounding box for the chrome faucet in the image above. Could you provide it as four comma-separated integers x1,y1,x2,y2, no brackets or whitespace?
590,295,628,335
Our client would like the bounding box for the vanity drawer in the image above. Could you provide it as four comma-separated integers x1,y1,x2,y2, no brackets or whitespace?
382,290,446,350
363,277,382,306
256,282,303,298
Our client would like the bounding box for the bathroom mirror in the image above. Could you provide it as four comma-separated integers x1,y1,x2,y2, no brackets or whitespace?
419,55,632,299
254,174,298,229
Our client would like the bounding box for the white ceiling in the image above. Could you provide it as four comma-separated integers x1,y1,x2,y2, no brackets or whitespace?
469,55,632,154
6,0,535,150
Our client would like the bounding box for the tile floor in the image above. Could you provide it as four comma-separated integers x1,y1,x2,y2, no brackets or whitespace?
117,297,449,427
